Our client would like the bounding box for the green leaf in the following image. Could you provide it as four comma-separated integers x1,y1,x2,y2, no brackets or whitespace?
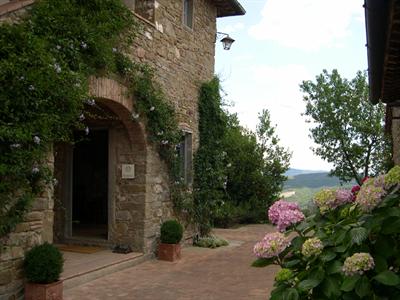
350,227,368,245
341,275,360,292
251,257,274,267
374,237,395,258
284,259,301,268
270,286,287,300
382,217,400,234
320,251,336,262
309,267,325,282
335,230,347,244
283,288,299,300
322,276,341,298
374,270,400,286
327,260,343,274
374,255,388,273
298,279,321,291
334,244,348,253
290,236,304,250
355,275,371,298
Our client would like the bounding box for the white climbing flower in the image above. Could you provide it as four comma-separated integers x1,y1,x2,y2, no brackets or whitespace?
33,136,41,144
54,63,62,74
85,99,95,106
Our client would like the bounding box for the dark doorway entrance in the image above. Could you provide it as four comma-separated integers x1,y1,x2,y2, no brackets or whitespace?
72,130,108,239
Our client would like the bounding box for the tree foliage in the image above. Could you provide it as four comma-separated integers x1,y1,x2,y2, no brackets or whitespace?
194,77,291,232
301,69,391,184
220,111,291,224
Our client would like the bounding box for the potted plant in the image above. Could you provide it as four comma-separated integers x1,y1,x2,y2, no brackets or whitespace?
158,219,183,262
24,242,64,300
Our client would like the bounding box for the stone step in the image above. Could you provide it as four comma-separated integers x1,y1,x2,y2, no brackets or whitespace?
61,251,152,290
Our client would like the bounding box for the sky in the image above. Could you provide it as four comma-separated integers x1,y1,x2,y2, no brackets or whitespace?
215,0,367,171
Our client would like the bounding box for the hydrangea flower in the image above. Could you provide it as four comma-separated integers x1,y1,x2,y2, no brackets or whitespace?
253,232,290,258
313,189,336,213
356,177,386,212
385,166,400,187
33,136,41,144
342,253,374,276
268,200,305,232
335,189,354,206
302,237,324,257
314,188,354,213
275,268,293,282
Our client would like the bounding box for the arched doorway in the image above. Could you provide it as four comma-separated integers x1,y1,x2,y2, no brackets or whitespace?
53,78,147,251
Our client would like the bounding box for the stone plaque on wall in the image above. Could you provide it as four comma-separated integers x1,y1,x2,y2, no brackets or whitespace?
122,164,135,179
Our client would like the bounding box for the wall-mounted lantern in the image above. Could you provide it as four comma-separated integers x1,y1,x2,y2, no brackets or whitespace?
216,32,235,50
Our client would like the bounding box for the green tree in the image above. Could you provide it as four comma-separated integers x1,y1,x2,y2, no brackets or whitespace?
301,69,390,184
220,110,291,223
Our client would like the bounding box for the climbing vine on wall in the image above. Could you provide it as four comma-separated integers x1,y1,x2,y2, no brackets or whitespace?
0,0,181,238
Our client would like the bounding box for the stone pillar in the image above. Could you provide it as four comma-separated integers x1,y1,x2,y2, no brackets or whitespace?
392,107,400,166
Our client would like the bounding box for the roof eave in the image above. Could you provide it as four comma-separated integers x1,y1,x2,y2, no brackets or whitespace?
365,0,390,104
215,0,246,18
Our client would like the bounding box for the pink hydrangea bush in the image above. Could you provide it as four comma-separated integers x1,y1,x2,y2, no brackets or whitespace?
268,200,305,231
253,232,290,259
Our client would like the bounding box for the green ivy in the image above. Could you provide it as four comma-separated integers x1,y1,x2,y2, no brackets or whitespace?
193,77,227,236
0,0,182,237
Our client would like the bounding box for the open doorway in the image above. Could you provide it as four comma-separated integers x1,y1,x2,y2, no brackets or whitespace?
72,129,108,239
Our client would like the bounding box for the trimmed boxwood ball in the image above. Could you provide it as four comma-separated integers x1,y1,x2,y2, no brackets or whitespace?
160,220,183,244
24,242,64,284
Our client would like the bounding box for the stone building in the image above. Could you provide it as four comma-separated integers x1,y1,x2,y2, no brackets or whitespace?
0,0,245,298
365,0,400,164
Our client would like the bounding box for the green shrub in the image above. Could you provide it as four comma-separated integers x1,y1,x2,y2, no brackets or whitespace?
24,242,63,283
194,235,229,249
160,220,183,244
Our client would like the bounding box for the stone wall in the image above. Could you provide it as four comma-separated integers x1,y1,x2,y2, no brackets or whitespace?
128,0,217,253
0,153,54,300
130,0,217,149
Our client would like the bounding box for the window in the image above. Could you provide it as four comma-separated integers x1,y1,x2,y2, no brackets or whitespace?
124,0,155,23
177,132,193,185
183,0,193,28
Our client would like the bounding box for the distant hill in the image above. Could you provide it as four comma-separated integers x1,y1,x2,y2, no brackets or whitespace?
285,168,328,177
284,172,355,189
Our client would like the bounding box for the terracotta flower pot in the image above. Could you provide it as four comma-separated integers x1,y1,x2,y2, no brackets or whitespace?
25,280,63,300
158,243,181,262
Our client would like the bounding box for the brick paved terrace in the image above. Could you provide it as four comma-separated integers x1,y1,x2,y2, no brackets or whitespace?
64,224,279,300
